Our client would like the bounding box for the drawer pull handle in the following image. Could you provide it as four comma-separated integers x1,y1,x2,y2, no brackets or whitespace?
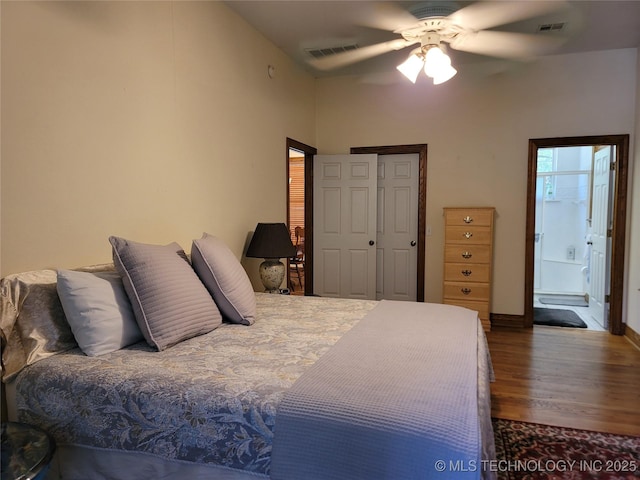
462,251,472,259
464,231,473,239
461,269,472,276
461,288,472,295
463,216,473,224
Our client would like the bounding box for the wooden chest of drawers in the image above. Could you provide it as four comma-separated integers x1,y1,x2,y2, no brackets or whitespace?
443,207,495,332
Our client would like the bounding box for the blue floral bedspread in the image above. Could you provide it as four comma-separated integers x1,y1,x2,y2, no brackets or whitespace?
15,294,377,476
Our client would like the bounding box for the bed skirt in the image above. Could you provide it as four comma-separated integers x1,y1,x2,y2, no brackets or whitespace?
45,445,269,480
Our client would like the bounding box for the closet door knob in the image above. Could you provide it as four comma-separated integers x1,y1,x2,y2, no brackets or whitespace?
369,240,375,246
410,241,417,246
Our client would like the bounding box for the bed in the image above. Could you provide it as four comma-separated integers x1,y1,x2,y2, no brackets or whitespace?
1,235,496,480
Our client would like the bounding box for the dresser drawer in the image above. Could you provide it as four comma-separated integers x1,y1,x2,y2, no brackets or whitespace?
444,263,490,283
443,298,489,321
445,226,492,245
443,281,490,302
444,244,492,264
444,208,494,227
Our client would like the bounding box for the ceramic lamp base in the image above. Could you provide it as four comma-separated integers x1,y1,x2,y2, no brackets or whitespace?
259,259,285,293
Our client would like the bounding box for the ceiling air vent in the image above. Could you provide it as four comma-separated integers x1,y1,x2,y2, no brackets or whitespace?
305,44,359,59
537,23,566,32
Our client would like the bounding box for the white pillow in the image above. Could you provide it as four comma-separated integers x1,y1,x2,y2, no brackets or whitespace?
191,233,256,325
57,270,144,356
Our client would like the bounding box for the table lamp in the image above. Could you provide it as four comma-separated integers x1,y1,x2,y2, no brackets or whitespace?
246,223,296,293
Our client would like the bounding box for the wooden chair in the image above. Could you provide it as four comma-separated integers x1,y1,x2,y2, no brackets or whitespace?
290,226,305,291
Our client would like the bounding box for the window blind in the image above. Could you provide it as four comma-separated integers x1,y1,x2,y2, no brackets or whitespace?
289,159,305,243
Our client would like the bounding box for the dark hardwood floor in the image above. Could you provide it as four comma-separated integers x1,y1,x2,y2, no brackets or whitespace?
487,325,640,436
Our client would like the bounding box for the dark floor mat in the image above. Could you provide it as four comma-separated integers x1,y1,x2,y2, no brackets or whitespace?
534,307,587,328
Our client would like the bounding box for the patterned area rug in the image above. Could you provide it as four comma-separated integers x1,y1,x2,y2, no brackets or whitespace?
492,418,639,479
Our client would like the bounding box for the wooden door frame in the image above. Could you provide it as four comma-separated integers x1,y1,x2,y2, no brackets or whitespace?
351,144,428,302
524,135,629,334
286,138,317,295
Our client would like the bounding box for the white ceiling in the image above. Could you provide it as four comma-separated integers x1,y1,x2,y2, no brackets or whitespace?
224,0,640,79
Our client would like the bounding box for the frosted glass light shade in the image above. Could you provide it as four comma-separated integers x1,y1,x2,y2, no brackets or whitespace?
396,54,424,83
424,47,450,77
433,64,457,84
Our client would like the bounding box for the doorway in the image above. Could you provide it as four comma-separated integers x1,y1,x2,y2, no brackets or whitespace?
525,135,629,335
534,146,606,330
288,148,305,295
286,138,317,296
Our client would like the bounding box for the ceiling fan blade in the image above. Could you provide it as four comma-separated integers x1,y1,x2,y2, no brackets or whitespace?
308,39,416,71
448,1,569,32
449,30,566,60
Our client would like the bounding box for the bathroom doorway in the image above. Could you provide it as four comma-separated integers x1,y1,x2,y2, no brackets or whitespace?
525,135,629,335
534,146,606,330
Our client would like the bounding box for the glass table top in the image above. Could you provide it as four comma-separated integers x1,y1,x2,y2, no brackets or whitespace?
1,422,55,480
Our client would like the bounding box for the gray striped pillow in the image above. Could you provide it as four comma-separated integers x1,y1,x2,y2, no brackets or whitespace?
109,236,222,350
191,233,256,325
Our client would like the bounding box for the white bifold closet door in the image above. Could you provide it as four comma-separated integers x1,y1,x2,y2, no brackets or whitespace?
313,154,419,301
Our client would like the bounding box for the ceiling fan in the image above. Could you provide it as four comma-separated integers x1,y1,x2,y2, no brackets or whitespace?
307,1,570,84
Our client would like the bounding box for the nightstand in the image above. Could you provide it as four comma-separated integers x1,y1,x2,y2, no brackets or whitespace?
1,422,55,480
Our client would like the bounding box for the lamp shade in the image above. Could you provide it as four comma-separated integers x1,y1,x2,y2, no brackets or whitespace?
246,223,296,259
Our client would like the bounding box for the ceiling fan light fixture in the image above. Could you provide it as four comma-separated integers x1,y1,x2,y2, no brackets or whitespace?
397,44,456,85
396,52,424,83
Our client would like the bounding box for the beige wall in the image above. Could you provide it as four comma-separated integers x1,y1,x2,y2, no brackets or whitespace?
627,49,640,334
1,1,316,290
315,48,638,318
